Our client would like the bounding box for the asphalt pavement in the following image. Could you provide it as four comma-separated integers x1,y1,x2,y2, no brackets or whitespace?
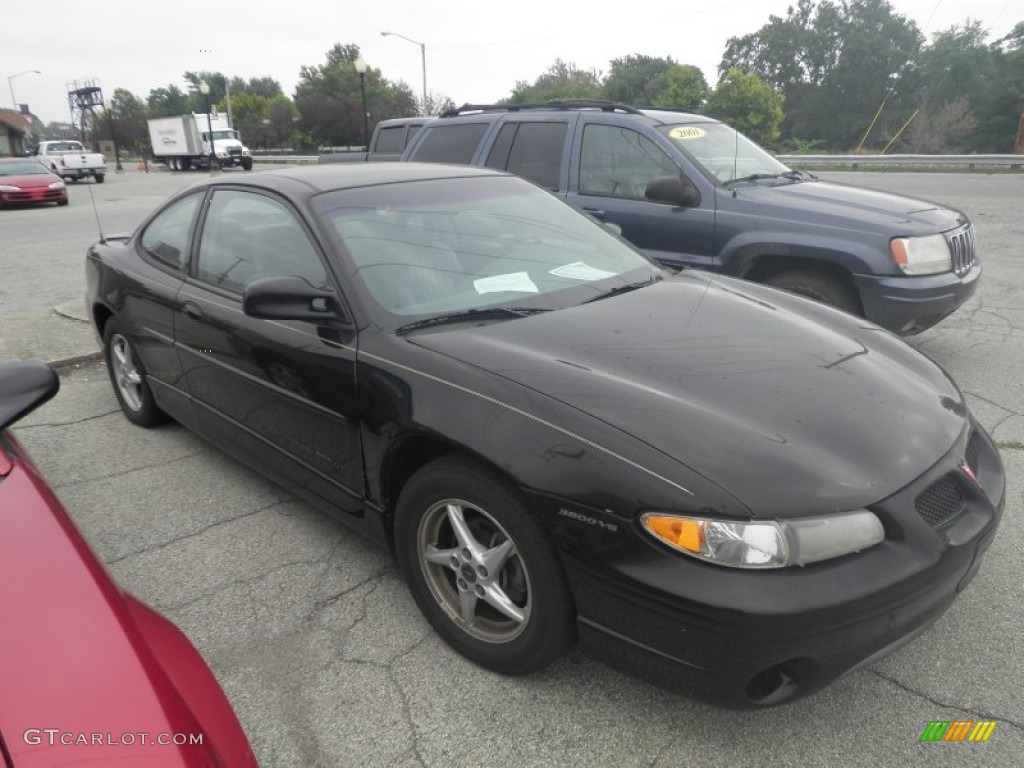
3,167,1023,766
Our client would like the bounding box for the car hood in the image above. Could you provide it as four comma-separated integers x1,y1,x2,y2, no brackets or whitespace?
0,173,58,188
726,179,967,236
410,273,967,517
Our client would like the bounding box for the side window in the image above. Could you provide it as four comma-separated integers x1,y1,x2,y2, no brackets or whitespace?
195,190,328,294
412,123,488,164
139,192,201,270
374,125,404,153
579,125,679,199
484,123,517,170
505,122,568,191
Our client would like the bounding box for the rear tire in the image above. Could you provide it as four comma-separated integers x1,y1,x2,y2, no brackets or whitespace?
103,319,166,427
763,269,860,315
395,455,575,676
94,173,105,184
180,157,192,171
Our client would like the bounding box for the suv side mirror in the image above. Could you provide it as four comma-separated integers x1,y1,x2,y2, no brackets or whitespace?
645,175,700,208
243,276,341,322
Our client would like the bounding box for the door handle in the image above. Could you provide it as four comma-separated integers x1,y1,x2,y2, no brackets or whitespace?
181,302,204,319
582,208,606,219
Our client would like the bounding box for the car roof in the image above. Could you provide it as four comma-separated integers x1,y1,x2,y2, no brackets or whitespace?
202,162,509,194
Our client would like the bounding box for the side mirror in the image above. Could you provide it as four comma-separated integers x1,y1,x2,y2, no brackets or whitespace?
243,276,341,322
645,175,701,208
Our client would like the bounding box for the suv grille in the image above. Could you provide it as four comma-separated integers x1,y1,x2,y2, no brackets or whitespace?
915,476,964,527
946,225,976,277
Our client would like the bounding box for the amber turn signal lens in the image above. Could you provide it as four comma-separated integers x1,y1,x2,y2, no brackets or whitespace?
643,515,703,553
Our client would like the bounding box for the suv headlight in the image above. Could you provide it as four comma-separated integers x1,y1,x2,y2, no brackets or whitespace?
641,510,884,569
890,234,952,275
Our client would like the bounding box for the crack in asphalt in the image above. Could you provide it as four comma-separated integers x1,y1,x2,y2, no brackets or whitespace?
964,390,1024,418
388,634,433,768
51,447,214,490
106,498,292,565
869,669,1024,732
14,409,121,428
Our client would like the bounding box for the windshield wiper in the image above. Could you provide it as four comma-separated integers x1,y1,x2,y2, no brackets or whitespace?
395,307,551,334
582,275,662,304
724,173,786,186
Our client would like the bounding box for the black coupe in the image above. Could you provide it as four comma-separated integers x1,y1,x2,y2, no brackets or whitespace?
85,164,1004,707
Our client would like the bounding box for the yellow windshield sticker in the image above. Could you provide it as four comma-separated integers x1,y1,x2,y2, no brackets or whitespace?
669,127,706,140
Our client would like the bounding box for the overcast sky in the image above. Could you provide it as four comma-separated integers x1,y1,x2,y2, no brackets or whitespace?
3,0,1020,124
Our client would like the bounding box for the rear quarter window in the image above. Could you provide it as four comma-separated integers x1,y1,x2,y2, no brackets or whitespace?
411,123,488,164
374,126,406,154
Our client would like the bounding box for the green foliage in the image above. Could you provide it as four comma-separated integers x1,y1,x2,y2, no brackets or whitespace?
721,0,923,149
146,85,190,118
650,65,709,110
706,69,784,145
294,43,417,147
603,55,676,104
507,60,603,103
107,88,150,152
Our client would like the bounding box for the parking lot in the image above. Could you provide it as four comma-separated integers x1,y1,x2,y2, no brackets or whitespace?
3,166,1023,766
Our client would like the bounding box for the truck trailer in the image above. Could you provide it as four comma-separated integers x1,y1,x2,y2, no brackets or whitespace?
147,113,252,171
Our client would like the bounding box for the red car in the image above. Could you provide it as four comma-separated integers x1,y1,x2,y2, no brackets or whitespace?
0,362,257,767
0,158,68,207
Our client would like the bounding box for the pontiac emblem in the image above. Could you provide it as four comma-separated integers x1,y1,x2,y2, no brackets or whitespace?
960,461,980,487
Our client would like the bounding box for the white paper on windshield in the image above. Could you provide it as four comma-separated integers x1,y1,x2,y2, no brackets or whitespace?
473,272,539,294
549,262,617,281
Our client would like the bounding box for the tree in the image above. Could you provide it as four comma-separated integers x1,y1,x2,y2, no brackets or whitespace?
602,55,675,105
720,0,923,149
650,65,709,110
706,69,784,146
507,60,602,103
294,43,416,147
146,85,190,117
107,88,149,152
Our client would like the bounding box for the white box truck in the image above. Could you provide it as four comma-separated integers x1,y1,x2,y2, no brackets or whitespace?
147,113,252,171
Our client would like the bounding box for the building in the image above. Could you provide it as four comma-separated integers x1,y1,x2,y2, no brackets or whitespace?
0,108,33,156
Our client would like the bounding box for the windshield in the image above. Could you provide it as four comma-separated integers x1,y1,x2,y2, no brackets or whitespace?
314,175,662,328
43,142,84,152
0,161,50,176
658,123,790,183
209,130,238,140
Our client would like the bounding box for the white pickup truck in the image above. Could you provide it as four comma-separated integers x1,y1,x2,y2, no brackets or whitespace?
32,141,107,183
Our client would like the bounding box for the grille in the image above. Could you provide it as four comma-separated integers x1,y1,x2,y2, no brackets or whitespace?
228,147,242,156
915,476,964,527
946,225,976,277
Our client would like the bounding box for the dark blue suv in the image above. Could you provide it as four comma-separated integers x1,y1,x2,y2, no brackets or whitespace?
403,101,980,335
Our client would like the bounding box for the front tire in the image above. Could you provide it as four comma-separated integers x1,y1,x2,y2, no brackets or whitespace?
763,269,861,315
395,455,575,675
103,319,166,427
241,156,253,171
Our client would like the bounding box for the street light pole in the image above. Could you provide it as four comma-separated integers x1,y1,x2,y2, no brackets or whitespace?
199,80,219,174
8,69,41,110
381,31,427,115
354,56,369,150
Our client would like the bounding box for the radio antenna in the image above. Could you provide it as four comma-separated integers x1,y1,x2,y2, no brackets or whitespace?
85,178,106,244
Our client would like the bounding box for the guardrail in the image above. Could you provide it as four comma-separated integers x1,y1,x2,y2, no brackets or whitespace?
777,154,1024,170
249,153,1024,169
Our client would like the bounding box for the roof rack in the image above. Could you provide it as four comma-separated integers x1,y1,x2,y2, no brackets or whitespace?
637,105,699,115
440,99,643,118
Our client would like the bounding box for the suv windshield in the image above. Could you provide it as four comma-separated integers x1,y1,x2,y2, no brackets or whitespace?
658,123,790,184
314,175,662,327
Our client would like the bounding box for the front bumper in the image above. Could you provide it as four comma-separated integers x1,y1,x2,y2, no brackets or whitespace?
566,421,1004,708
854,262,981,335
0,188,67,205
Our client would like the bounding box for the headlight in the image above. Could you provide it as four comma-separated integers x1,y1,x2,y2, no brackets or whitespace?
641,510,884,569
48,181,65,189
890,234,952,275
0,185,19,192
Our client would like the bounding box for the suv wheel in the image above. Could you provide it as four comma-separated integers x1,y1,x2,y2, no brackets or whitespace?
764,270,860,315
